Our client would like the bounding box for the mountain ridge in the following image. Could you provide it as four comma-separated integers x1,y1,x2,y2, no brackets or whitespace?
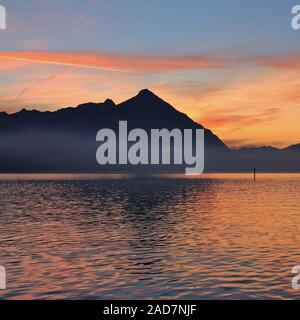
0,89,299,172
1,89,298,151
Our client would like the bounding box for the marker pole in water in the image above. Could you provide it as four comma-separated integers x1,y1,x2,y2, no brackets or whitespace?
253,168,256,181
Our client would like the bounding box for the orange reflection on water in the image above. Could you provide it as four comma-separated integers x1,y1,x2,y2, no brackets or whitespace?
0,173,299,299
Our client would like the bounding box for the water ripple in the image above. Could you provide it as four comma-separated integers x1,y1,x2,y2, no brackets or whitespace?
0,173,300,299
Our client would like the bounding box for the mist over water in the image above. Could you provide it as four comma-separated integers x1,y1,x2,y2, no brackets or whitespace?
0,174,300,299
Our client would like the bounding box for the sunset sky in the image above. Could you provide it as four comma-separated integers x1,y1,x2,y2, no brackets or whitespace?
0,0,300,148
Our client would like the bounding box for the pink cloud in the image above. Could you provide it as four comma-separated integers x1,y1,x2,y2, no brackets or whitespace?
0,51,225,73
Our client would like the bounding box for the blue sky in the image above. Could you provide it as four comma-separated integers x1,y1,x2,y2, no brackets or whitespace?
1,0,299,53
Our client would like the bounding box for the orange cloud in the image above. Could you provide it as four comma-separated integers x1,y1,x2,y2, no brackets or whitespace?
199,108,280,128
0,58,32,74
0,51,225,73
151,67,300,148
258,53,300,69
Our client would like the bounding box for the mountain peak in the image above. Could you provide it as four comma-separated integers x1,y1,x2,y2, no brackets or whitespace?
119,88,174,112
137,88,158,98
17,108,29,114
133,88,169,106
104,99,116,107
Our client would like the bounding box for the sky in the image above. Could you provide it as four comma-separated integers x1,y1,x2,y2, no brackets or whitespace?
0,0,300,148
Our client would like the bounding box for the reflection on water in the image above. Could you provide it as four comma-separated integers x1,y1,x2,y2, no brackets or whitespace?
0,173,300,299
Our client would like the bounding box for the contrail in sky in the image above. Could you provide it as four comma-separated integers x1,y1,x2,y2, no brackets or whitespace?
16,67,72,100
0,55,134,73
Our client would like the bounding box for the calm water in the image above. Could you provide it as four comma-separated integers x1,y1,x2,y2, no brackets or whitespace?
0,173,300,300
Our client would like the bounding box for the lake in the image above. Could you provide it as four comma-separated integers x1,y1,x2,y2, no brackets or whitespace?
0,173,300,299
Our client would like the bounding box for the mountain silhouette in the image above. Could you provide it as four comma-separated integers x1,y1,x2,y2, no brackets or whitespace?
0,89,299,172
234,144,300,172
283,143,300,152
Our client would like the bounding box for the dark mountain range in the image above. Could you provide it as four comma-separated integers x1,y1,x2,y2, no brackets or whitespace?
234,144,300,172
283,144,300,152
0,89,299,172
